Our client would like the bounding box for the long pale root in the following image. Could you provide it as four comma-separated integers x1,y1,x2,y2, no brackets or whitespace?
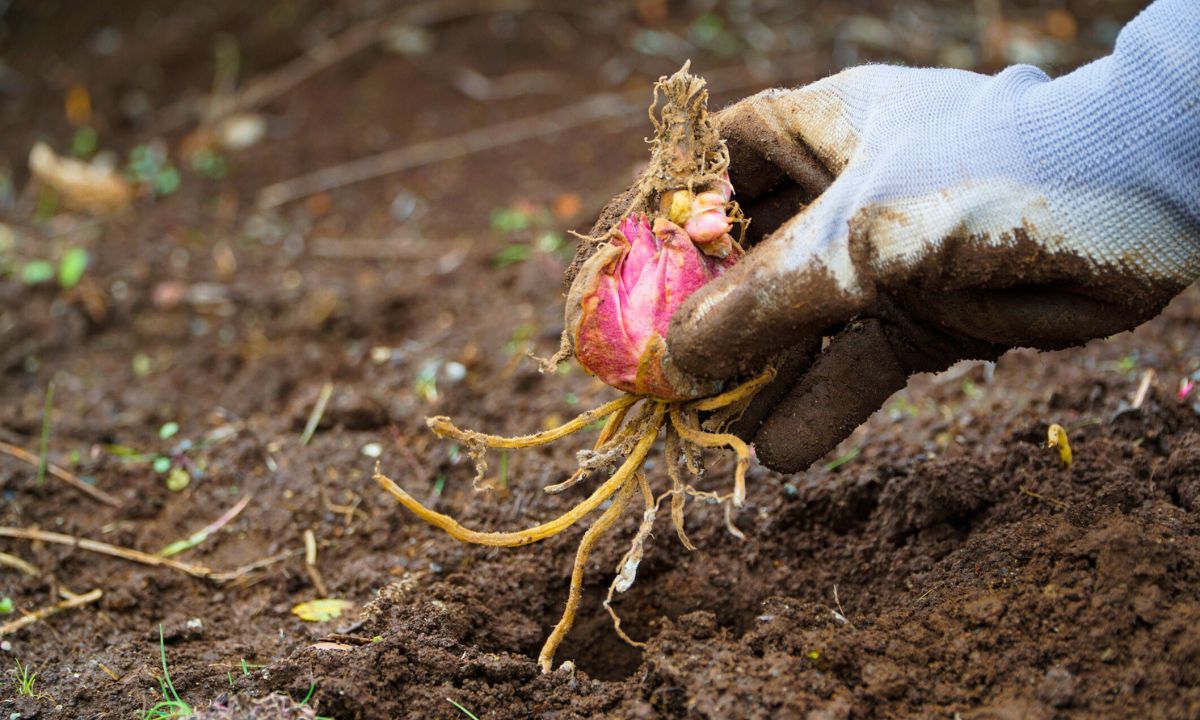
538,473,638,672
604,473,657,648
689,368,775,412
669,407,751,507
544,401,633,494
664,428,695,551
375,404,663,547
427,395,637,449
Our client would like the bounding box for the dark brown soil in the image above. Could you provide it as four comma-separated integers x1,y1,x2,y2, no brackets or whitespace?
4,2,1199,719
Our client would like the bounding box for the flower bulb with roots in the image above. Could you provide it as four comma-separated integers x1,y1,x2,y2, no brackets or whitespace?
374,63,776,673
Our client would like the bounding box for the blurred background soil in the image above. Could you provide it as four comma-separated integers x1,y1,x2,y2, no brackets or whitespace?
2,1,1198,718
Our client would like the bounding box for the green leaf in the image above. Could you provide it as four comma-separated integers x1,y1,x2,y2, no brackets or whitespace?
489,207,529,233
822,447,861,472
492,243,531,268
189,149,228,179
159,421,180,440
0,596,13,614
153,456,172,473
447,698,481,720
72,126,98,157
34,187,59,220
58,246,89,288
291,598,352,622
20,260,55,284
132,352,153,377
534,231,567,254
166,466,191,491
104,443,146,458
126,144,156,182
154,166,181,196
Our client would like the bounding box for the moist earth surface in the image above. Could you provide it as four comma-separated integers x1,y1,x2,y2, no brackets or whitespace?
2,1,1198,718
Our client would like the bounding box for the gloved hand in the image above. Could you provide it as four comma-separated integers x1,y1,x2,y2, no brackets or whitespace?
666,0,1200,473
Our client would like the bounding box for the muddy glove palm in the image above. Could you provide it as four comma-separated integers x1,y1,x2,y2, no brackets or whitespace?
668,0,1200,473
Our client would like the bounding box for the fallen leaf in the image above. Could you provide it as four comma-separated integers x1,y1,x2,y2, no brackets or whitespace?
309,641,354,651
292,598,352,622
552,192,583,220
29,142,133,215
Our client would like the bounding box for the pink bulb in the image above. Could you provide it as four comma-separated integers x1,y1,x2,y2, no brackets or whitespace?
571,212,741,399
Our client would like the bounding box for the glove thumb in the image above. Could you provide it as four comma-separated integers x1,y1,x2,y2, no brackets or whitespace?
667,185,873,380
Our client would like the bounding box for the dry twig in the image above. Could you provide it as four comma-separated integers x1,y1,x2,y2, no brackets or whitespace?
254,57,818,210
0,550,39,576
257,93,635,208
0,588,102,637
158,494,253,557
1132,368,1156,409
304,528,328,597
160,0,537,131
0,526,294,582
0,441,121,507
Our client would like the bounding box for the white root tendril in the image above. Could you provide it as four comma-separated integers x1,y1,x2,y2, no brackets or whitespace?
614,506,657,594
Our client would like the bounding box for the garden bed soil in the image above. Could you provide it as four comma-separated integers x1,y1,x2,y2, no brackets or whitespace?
3,1,1198,718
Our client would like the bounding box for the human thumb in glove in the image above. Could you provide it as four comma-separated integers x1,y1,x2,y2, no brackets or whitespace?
667,0,1200,473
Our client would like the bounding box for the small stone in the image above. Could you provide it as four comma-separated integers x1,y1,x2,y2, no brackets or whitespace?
1036,666,1077,708
444,362,467,383
216,113,266,151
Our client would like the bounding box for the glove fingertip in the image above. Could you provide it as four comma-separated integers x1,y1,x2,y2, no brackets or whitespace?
667,265,774,380
752,320,910,474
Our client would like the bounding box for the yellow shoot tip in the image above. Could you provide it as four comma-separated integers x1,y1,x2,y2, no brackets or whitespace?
1046,423,1073,468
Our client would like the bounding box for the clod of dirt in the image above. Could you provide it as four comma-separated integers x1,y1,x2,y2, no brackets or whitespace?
1164,431,1200,511
190,693,317,720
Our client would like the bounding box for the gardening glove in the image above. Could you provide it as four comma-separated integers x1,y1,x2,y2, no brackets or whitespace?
667,0,1200,473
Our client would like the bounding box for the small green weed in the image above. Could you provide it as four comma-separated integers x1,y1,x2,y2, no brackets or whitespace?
448,697,481,720
35,379,54,487
12,658,43,698
489,201,572,268
142,625,192,719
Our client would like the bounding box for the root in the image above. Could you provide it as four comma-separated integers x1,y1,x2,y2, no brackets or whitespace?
377,403,663,548
664,428,695,551
573,400,661,475
724,502,746,540
576,408,651,469
428,395,637,486
669,407,751,508
427,395,636,450
603,472,657,649
536,330,575,375
384,367,776,672
676,407,707,476
538,471,638,672
546,401,634,494
689,368,775,412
